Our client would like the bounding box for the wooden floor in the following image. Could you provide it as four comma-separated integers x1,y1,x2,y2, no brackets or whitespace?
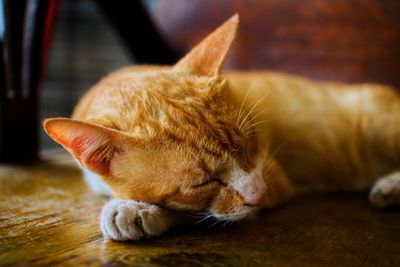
0,152,399,267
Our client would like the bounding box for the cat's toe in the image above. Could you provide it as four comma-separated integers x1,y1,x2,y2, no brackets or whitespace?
100,199,132,240
369,172,400,208
100,199,168,241
137,207,172,237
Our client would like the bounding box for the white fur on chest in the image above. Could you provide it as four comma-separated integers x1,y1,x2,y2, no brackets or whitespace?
78,164,112,196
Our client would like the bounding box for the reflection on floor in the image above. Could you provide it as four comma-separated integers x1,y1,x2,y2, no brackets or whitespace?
0,151,399,266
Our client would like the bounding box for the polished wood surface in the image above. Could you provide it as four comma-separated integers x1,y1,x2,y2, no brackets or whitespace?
0,152,399,266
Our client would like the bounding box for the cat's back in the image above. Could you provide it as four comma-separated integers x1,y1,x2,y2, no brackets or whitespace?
226,70,399,123
226,71,400,190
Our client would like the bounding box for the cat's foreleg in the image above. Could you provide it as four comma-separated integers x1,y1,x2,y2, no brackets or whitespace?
369,171,400,208
100,199,194,241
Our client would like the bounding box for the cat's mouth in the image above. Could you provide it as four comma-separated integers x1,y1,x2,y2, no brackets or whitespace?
207,181,264,222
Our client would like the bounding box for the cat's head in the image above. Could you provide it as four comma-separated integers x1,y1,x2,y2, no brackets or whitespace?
44,15,268,221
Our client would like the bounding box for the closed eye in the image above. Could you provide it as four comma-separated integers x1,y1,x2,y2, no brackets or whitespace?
193,178,225,188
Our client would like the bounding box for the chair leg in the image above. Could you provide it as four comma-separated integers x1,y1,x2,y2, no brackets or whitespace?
94,0,178,64
0,0,57,163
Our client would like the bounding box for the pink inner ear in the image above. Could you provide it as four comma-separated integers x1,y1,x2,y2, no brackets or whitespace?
84,145,114,175
69,134,114,175
44,119,116,175
69,134,90,161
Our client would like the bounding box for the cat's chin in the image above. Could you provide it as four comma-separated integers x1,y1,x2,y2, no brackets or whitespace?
211,206,258,221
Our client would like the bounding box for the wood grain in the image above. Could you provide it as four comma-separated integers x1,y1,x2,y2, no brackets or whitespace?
0,152,399,266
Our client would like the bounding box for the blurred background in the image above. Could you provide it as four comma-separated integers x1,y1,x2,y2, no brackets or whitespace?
1,0,399,160
41,0,132,149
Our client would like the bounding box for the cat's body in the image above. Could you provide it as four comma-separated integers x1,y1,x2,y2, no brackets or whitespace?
77,68,400,194
228,71,400,192
44,15,400,241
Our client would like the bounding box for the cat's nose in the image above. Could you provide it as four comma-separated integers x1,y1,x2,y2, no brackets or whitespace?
242,181,267,206
230,171,267,206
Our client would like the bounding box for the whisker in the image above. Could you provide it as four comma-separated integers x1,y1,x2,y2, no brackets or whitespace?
243,128,260,135
188,213,208,219
239,110,265,134
217,220,227,229
238,92,270,131
220,220,233,229
261,145,283,174
243,130,259,138
236,81,258,126
203,219,222,231
241,119,270,136
190,211,212,217
242,120,271,136
195,214,214,224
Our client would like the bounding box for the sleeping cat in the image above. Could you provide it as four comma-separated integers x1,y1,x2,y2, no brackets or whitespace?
44,14,400,241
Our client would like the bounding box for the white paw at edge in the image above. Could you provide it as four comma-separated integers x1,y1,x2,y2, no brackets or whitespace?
369,171,400,208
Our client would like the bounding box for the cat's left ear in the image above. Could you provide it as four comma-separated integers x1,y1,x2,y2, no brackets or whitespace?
43,118,129,175
174,14,239,77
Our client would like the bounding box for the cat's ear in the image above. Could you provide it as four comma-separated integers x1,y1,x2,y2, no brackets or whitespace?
174,14,239,77
43,118,128,175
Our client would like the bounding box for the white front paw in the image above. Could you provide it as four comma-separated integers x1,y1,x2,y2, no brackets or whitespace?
369,171,400,208
100,199,172,241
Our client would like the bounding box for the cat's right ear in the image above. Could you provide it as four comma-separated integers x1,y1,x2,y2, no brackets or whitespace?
43,118,129,175
173,14,239,77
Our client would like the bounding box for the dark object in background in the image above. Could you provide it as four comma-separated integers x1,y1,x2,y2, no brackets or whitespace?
0,0,57,163
153,0,400,88
0,0,176,163
95,0,177,64
3,0,399,162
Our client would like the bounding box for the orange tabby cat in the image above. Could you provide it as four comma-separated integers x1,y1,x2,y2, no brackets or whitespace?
44,15,400,241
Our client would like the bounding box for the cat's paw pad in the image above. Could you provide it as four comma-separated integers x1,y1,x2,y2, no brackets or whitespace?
100,199,171,241
369,172,400,208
